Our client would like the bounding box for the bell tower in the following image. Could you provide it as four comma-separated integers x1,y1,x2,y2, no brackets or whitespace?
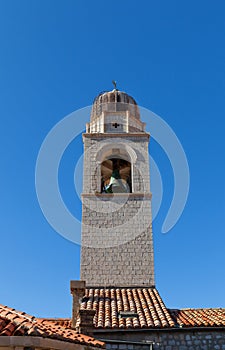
80,89,155,287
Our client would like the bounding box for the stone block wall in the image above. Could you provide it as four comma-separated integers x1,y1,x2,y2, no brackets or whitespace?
81,195,154,286
81,133,154,287
97,330,225,350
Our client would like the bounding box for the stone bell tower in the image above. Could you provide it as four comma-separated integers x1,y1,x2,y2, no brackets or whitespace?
80,88,154,287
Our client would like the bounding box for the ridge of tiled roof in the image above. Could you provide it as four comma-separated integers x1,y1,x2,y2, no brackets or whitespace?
78,288,225,330
79,287,175,329
0,304,104,348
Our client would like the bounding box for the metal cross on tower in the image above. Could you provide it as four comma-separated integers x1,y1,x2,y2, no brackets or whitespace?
112,80,117,89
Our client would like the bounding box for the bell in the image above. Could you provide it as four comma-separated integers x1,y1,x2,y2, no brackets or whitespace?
106,169,130,193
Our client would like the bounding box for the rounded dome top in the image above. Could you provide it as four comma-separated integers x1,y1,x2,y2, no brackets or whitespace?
91,89,140,121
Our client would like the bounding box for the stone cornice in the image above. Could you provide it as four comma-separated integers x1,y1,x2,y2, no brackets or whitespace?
82,193,152,199
83,132,150,139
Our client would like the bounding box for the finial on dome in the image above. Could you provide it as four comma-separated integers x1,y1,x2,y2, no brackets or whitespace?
112,80,117,90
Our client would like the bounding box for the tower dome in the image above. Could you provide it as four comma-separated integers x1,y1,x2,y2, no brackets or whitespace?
86,88,145,134
91,89,140,121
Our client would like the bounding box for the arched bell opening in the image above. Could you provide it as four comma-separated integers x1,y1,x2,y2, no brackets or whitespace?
101,158,132,193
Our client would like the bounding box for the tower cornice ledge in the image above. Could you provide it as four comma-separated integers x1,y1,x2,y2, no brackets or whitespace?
82,193,152,199
82,132,150,139
85,285,156,289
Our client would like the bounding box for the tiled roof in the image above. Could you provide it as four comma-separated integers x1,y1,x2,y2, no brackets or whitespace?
79,287,175,328
39,318,72,328
0,305,104,348
79,288,225,330
170,308,225,328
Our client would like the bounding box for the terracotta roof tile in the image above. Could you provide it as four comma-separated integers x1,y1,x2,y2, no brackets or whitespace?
40,318,72,328
170,308,225,328
79,288,225,330
0,305,104,348
79,287,175,329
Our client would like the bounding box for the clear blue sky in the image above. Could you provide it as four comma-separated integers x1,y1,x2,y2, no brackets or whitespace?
0,0,225,317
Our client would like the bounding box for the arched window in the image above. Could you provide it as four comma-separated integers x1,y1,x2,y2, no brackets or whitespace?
101,158,132,193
